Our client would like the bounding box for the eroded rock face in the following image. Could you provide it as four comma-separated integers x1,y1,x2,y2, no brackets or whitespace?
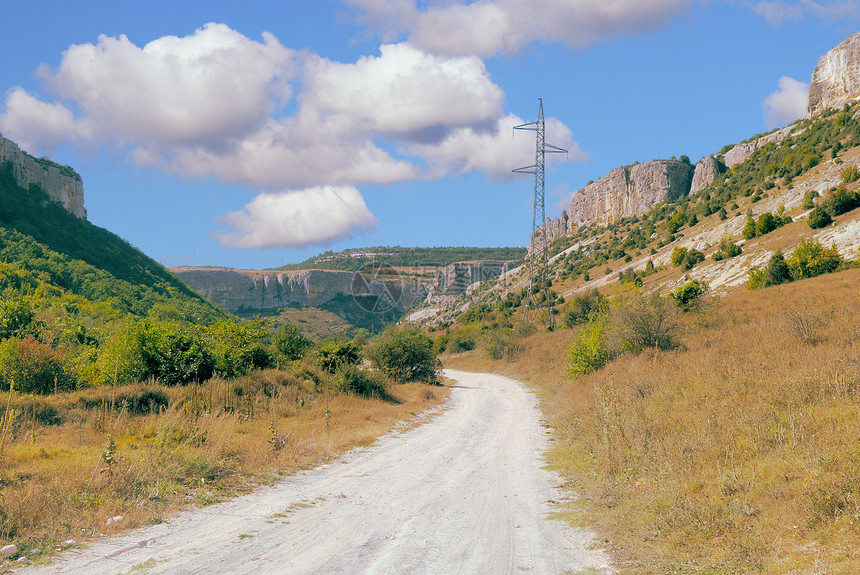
432,260,516,296
529,211,569,254
0,133,86,219
808,31,860,117
690,155,723,194
722,126,792,168
568,159,693,228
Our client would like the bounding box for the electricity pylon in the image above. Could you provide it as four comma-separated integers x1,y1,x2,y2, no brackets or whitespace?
513,98,567,329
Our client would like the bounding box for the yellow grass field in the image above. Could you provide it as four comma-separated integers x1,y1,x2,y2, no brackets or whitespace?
445,268,860,574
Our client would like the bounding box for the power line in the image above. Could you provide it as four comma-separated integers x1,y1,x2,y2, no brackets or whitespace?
513,98,567,329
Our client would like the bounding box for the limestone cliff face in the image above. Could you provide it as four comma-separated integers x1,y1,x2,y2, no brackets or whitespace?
568,159,693,228
0,133,86,219
431,260,516,297
529,211,569,254
690,155,723,194
808,31,860,117
722,126,792,168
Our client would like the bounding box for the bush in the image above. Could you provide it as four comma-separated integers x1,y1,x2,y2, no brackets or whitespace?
712,233,742,261
141,323,214,386
820,186,860,217
802,190,818,210
807,207,832,229
365,327,438,383
316,341,362,374
671,247,704,270
205,319,272,378
747,250,792,289
562,289,606,327
840,165,859,183
787,237,842,280
669,280,709,311
0,337,76,394
779,297,834,345
566,319,610,378
610,291,678,352
334,365,388,398
670,247,688,267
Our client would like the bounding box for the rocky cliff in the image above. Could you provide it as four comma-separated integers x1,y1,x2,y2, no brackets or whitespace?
174,260,518,315
690,155,724,194
808,31,860,117
529,212,569,254
568,159,694,228
722,126,793,168
430,260,517,297
0,133,86,219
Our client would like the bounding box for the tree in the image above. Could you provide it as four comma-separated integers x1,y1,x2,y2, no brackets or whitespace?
566,319,610,378
366,327,438,383
205,319,272,378
140,322,214,386
316,341,362,374
669,280,709,311
807,207,832,229
272,322,313,361
787,238,842,280
0,336,76,394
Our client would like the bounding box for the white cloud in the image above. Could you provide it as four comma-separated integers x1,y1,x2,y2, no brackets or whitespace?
763,76,809,128
748,0,859,25
350,0,690,56
0,87,90,151
304,43,504,141
411,114,588,179
0,24,588,248
215,186,377,248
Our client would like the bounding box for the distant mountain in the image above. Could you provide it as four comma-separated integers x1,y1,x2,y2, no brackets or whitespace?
272,246,526,272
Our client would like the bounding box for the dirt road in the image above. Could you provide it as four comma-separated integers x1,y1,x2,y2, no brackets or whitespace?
20,370,612,574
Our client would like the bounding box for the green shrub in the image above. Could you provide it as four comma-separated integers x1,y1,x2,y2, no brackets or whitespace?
669,280,709,311
747,250,792,289
365,327,438,383
840,165,859,183
0,337,76,395
205,319,272,378
563,289,606,327
140,323,214,386
807,207,832,229
820,186,860,217
335,365,388,398
802,190,819,210
482,328,522,361
712,233,742,261
566,319,610,378
787,238,842,280
670,247,688,267
316,341,362,374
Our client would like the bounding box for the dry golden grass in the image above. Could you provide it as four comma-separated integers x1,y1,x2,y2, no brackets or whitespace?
445,268,860,574
0,368,447,560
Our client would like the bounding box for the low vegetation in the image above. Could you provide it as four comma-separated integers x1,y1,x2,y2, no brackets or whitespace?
444,268,860,574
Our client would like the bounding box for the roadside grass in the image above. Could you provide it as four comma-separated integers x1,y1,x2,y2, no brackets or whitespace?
444,268,859,574
0,368,447,561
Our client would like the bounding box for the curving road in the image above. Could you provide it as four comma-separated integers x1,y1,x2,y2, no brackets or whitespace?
20,370,612,575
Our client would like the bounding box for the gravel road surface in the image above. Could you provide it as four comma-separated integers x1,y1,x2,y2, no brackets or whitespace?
19,370,612,574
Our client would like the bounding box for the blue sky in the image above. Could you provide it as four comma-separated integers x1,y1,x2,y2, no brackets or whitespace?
1,1,858,269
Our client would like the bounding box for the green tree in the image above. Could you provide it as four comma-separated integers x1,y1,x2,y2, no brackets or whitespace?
271,322,313,361
807,207,832,229
205,319,272,378
316,341,362,374
141,323,214,386
669,280,709,311
366,327,438,383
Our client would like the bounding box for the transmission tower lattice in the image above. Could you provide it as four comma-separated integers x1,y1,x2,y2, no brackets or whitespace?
513,99,567,329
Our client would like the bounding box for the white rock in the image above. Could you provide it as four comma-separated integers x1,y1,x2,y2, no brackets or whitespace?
1,544,17,558
61,539,77,548
106,515,124,527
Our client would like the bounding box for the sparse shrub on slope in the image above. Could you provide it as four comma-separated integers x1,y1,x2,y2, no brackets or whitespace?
669,280,709,312
0,336,77,394
712,232,742,261
271,322,313,362
807,206,833,228
563,289,607,327
566,318,610,378
747,250,792,289
609,289,679,353
840,164,859,183
787,237,842,280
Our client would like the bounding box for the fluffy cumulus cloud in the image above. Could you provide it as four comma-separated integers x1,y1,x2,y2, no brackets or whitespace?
411,114,588,179
748,0,859,25
0,23,586,248
215,186,377,249
763,76,809,128
350,0,690,56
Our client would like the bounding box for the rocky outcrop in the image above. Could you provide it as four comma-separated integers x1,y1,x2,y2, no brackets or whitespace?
722,126,792,168
0,132,86,219
808,31,860,117
431,260,516,297
173,267,429,313
690,155,723,194
568,159,694,227
529,211,569,254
